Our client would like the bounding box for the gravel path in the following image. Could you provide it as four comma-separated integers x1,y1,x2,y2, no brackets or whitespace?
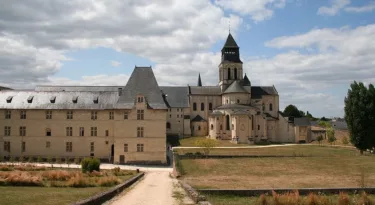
107,171,194,205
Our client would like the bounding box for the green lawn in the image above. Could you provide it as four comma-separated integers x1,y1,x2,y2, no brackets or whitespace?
175,144,361,157
0,186,110,205
178,136,251,147
206,193,375,205
179,146,375,189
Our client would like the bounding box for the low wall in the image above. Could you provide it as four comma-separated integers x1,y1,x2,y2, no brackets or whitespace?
72,172,145,205
179,181,212,205
198,187,375,197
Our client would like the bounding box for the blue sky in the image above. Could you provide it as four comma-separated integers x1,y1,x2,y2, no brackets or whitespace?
1,0,375,118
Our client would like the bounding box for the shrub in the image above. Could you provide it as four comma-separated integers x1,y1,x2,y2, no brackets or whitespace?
55,157,61,164
342,136,349,145
81,158,100,173
338,192,350,205
2,171,43,186
0,165,14,171
258,194,268,205
66,174,93,187
357,192,374,205
97,176,121,187
42,170,73,181
307,193,319,205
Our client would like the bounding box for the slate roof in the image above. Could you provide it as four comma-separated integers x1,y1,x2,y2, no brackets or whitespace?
224,81,248,94
35,86,121,92
197,73,202,87
294,117,311,126
251,86,278,98
117,66,167,109
223,33,239,48
331,121,348,130
189,86,221,95
191,115,206,122
160,86,189,108
242,74,251,86
0,91,119,109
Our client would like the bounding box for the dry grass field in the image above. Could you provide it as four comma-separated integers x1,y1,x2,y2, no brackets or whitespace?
178,136,251,147
179,146,375,189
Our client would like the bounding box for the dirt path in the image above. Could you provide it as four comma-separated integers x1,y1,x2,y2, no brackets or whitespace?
107,171,194,205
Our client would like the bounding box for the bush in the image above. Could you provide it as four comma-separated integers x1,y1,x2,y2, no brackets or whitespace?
42,170,73,181
342,137,349,145
66,175,93,187
81,158,100,173
97,176,121,187
1,171,43,186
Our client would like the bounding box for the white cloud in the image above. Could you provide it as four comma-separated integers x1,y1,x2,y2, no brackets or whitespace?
317,0,350,16
214,0,288,22
110,60,121,67
344,2,375,13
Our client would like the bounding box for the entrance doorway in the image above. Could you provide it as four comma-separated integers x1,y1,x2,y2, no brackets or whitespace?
119,155,125,164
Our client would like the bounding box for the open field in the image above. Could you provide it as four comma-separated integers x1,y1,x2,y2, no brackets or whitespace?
0,165,137,204
178,136,251,147
179,146,375,189
206,193,375,205
175,144,362,157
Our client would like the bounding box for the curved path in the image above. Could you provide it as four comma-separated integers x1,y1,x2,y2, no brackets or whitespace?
107,171,194,205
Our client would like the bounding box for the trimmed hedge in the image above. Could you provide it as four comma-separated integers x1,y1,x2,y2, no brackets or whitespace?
81,158,100,173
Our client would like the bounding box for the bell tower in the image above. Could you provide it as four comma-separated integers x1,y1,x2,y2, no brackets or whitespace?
219,33,243,92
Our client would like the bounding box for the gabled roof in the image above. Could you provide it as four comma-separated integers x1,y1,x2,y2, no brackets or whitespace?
160,86,189,108
224,81,248,94
191,115,206,122
222,33,239,48
117,66,167,110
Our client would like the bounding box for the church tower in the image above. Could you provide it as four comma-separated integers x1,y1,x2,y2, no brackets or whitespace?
219,33,243,92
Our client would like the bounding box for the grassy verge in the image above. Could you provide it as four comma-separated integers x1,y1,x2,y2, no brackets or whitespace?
175,144,360,157
179,146,375,189
206,192,375,205
178,136,251,147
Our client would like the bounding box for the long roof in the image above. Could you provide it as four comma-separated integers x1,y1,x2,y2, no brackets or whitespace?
35,85,121,92
160,86,189,108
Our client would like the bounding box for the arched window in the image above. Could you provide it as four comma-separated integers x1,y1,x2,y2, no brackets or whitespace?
201,103,204,111
226,115,230,130
46,128,51,136
210,124,214,130
193,103,197,111
237,99,240,104
227,68,231,80
258,125,260,130
262,103,265,111
234,68,237,80
198,126,201,131
166,122,171,129
269,103,273,111
226,99,229,104
209,103,213,110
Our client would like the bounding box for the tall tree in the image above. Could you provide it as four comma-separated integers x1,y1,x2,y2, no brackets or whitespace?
344,81,374,154
283,104,302,117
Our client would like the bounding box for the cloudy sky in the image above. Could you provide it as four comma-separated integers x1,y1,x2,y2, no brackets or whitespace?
1,0,375,118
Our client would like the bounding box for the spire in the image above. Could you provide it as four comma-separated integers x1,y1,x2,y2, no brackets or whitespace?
222,33,239,49
197,73,202,87
243,73,251,86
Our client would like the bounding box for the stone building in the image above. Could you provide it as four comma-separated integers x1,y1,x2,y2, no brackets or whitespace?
0,32,312,163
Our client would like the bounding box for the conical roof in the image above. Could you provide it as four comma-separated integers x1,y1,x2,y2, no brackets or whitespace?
223,81,248,94
223,33,239,48
243,73,251,86
197,73,202,86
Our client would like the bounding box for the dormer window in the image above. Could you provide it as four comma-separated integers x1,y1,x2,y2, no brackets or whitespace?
72,96,78,103
50,96,56,103
27,96,34,103
137,96,144,103
93,96,99,104
6,96,13,103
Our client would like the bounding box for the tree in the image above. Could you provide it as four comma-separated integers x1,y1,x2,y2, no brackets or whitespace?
327,128,336,146
194,138,217,158
306,111,313,118
283,104,302,117
317,135,324,145
318,121,331,128
344,81,375,154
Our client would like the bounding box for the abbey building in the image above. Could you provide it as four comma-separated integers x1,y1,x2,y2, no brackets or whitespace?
0,33,311,164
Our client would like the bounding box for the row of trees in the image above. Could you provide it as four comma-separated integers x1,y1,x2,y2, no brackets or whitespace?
282,104,330,121
344,81,375,154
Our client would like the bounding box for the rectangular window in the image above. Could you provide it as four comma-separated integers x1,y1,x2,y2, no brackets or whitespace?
91,111,97,120
46,110,52,119
124,144,128,152
19,126,26,136
137,144,144,152
137,96,144,103
66,142,72,152
46,128,51,136
66,127,73,136
5,110,11,119
137,127,144,138
4,141,10,152
46,141,51,148
67,111,73,119
91,127,97,136
79,127,84,136
109,111,114,120
105,130,109,137
4,126,11,136
124,111,129,119
20,110,26,119
21,141,25,152
137,110,144,120
90,142,94,152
